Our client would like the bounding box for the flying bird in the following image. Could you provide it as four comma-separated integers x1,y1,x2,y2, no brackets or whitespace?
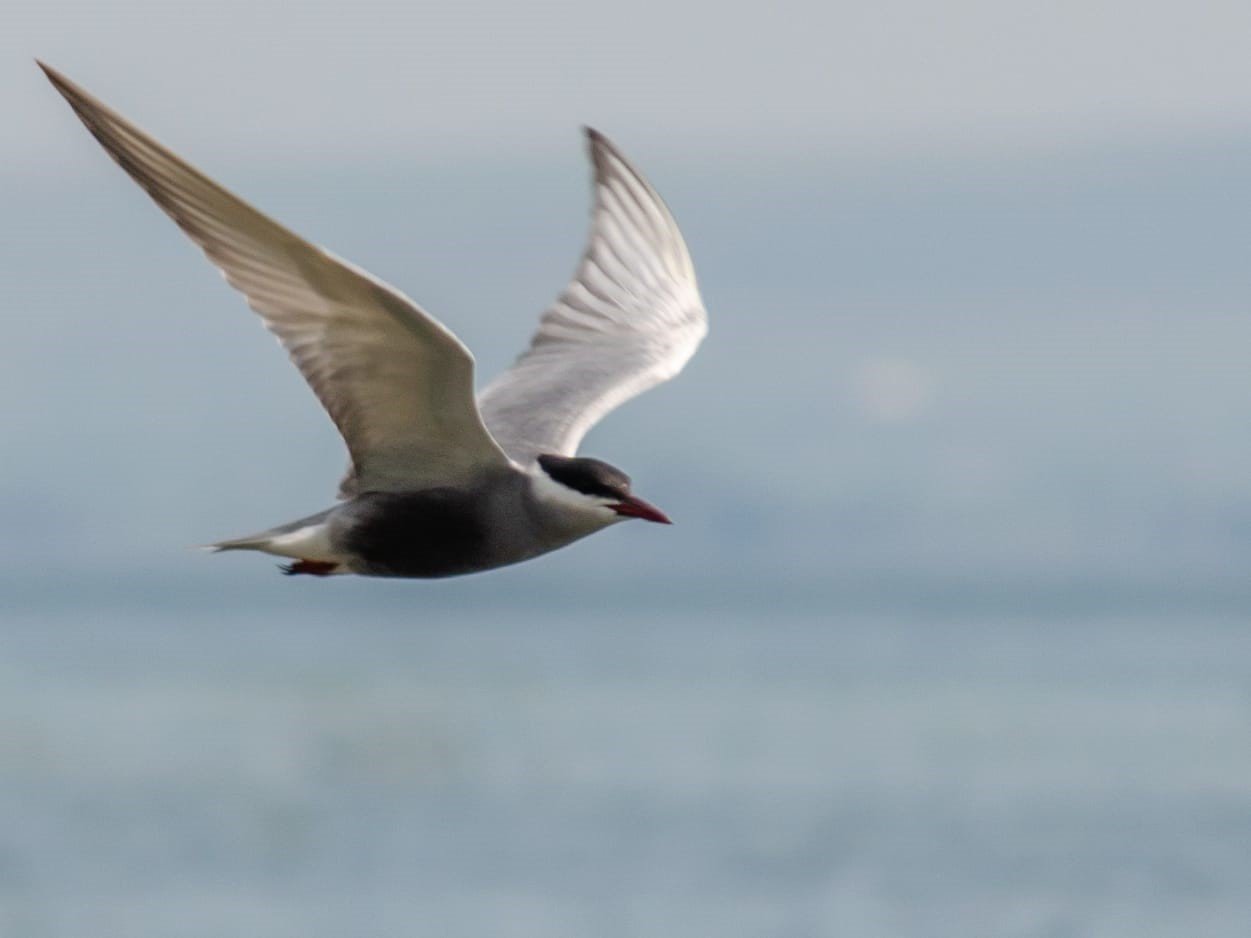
40,62,708,578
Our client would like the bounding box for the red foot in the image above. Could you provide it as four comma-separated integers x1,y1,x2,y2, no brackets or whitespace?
281,559,339,576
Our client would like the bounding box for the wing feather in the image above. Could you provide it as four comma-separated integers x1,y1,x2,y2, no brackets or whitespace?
478,129,707,462
40,62,511,495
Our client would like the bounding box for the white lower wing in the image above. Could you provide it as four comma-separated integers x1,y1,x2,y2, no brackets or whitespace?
41,63,512,494
478,129,707,464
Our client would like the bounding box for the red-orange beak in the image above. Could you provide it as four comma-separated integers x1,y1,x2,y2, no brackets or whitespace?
612,494,672,524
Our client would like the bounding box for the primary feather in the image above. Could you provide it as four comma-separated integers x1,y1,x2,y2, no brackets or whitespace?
478,128,708,464
39,61,512,496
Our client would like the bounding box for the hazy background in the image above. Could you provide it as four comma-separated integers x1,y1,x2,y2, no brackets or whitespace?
4,1,1251,936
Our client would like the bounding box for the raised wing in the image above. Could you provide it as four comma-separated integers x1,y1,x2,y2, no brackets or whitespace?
40,62,512,495
478,128,707,464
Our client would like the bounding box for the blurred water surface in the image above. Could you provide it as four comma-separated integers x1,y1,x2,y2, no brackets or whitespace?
2,594,1249,938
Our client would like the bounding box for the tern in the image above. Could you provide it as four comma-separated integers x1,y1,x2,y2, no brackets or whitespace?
41,63,708,578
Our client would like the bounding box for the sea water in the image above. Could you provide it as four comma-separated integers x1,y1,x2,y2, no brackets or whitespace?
2,595,1248,938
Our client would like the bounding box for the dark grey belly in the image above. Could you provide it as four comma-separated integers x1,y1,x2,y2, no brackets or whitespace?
338,489,496,578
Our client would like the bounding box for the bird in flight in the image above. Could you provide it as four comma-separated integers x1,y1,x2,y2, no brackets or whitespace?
40,63,708,578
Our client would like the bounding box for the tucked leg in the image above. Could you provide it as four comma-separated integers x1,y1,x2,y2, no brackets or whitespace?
280,559,340,576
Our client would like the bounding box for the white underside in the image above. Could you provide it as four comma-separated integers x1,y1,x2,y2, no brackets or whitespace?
238,522,348,570
268,523,338,557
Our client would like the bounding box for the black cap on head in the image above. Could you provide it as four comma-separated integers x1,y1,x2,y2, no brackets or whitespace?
538,454,631,500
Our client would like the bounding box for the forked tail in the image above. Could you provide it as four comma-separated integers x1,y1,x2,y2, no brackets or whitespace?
204,509,345,575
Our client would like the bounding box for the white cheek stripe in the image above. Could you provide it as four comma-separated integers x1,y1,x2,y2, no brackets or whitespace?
529,466,619,516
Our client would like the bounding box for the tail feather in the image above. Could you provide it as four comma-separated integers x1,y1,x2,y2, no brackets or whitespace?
204,536,271,553
203,509,338,560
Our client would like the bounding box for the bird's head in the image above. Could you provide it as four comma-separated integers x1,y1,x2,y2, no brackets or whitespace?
535,454,671,525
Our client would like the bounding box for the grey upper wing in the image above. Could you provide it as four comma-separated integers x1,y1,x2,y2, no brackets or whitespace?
40,63,512,495
477,129,707,464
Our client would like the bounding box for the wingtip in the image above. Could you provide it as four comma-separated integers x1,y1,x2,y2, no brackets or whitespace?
582,126,617,172
582,125,613,152
35,58,62,83
36,59,78,101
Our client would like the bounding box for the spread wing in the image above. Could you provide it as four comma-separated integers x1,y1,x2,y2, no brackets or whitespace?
40,62,512,496
477,128,707,464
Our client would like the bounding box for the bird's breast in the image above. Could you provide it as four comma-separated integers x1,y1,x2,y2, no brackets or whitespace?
337,488,500,578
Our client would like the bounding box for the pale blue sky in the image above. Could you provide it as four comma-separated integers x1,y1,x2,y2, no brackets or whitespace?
4,0,1251,604
8,0,1251,173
